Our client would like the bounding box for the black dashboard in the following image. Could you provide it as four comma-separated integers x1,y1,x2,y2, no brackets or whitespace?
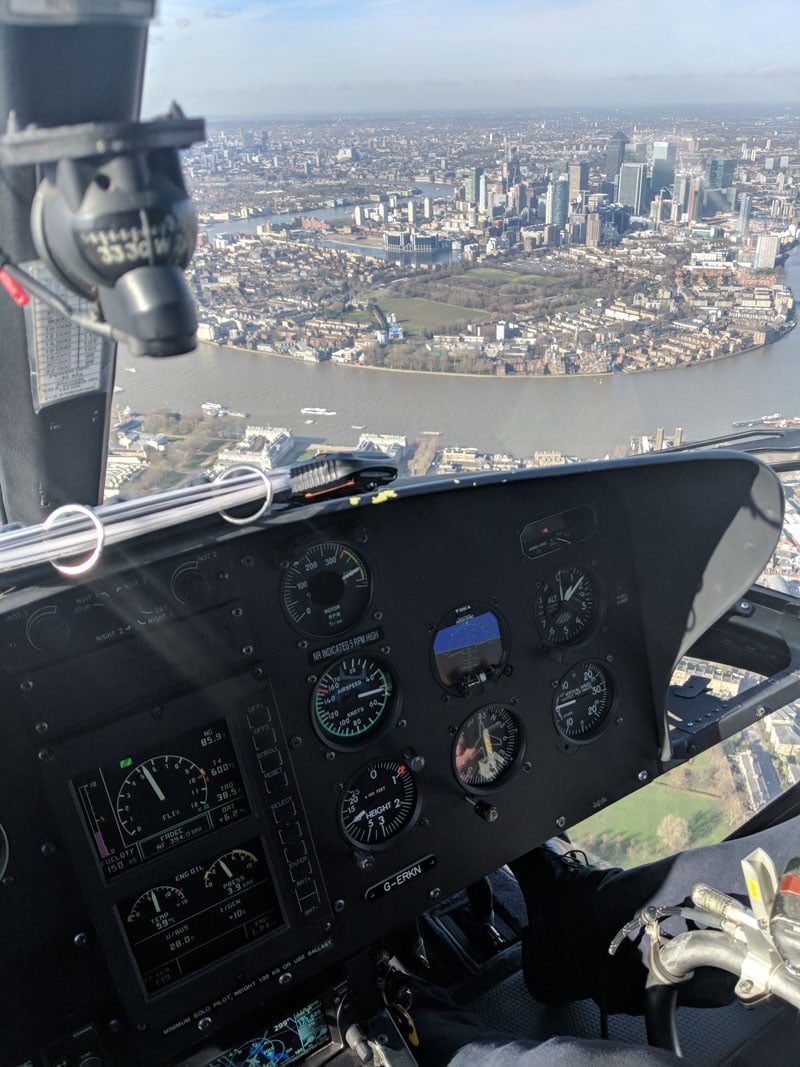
0,451,783,1066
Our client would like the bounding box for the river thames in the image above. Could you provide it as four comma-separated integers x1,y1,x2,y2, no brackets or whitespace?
118,252,800,461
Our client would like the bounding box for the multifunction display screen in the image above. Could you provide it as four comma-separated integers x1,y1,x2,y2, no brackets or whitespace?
74,721,250,878
204,999,331,1066
118,837,284,995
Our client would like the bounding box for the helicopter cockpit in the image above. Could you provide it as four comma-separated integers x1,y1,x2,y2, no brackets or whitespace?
2,5,800,1067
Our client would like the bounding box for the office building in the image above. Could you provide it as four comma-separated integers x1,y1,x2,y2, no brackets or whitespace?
624,142,647,164
545,178,570,227
465,166,483,205
738,192,752,235
605,131,628,182
586,212,602,248
651,141,676,193
687,178,704,222
755,232,781,270
568,162,589,204
617,162,647,215
704,158,736,189
671,175,690,220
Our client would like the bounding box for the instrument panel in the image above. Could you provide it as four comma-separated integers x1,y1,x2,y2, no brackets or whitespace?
0,452,782,1065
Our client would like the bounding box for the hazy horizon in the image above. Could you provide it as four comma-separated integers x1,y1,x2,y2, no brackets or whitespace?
143,0,800,120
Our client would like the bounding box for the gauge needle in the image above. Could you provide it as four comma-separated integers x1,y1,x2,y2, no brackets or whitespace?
359,687,384,699
150,890,161,914
482,729,494,756
220,859,233,878
142,765,166,802
559,699,577,709
342,567,361,580
564,577,583,601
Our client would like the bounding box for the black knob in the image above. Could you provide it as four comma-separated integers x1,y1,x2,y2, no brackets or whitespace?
474,800,498,823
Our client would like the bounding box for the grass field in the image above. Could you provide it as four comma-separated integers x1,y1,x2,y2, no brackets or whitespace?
570,776,729,869
375,296,488,333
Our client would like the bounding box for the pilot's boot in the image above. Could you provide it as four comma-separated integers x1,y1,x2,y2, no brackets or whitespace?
509,842,632,1007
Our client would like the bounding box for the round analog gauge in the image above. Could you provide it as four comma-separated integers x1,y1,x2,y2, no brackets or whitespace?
126,885,189,936
553,661,613,742
116,755,209,839
339,758,420,849
534,565,599,646
453,704,522,790
312,654,397,747
281,541,371,637
203,848,260,897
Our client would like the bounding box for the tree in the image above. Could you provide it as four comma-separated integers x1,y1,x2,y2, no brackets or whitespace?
656,813,691,854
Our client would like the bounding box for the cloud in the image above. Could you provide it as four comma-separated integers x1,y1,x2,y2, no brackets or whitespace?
175,17,191,27
205,7,242,16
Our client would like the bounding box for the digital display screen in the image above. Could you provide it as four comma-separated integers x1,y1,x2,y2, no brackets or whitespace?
73,720,250,879
203,999,331,1066
433,610,504,687
118,837,284,996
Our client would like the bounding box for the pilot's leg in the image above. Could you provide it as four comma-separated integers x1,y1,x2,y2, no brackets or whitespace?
409,976,688,1065
509,813,800,1014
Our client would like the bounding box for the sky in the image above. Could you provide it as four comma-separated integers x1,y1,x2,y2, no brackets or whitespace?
142,0,800,119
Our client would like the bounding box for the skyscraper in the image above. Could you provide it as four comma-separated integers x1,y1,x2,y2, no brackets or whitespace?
755,232,780,270
568,162,590,205
687,178,704,222
465,166,483,205
704,158,736,189
651,141,676,193
586,212,602,248
545,179,570,227
672,174,690,220
605,131,628,183
738,192,752,235
624,142,647,164
617,163,647,215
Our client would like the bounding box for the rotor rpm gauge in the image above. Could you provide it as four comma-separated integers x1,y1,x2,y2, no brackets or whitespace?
116,755,209,839
453,704,522,790
534,565,599,646
312,654,397,747
553,661,614,743
281,541,371,637
339,758,420,849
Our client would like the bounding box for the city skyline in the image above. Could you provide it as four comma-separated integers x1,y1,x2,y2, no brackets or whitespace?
143,0,800,118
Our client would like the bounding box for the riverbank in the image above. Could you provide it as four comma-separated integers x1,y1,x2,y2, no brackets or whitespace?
212,314,797,382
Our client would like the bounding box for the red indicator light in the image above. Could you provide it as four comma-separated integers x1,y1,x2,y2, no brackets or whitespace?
0,269,29,307
397,764,407,774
